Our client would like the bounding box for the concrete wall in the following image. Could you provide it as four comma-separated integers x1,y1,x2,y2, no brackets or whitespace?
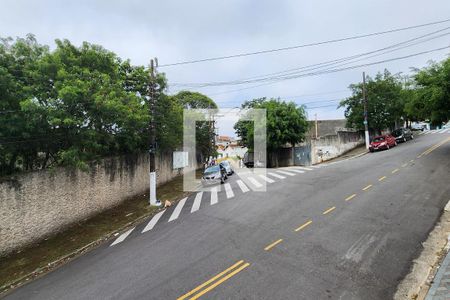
268,148,293,168
311,131,364,164
0,152,198,257
307,119,347,138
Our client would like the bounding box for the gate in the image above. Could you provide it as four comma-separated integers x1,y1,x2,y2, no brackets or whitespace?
294,144,311,166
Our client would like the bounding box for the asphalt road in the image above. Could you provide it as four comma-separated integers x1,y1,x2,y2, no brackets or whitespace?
4,131,450,300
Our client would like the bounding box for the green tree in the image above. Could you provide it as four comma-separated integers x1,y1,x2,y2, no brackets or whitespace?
2,36,217,176
234,98,308,151
406,58,450,125
339,70,405,133
171,91,218,163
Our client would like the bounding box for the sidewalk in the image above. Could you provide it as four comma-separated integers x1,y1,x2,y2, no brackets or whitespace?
426,248,450,299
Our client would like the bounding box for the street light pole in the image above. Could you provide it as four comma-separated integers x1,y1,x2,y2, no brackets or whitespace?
362,72,370,149
149,58,161,206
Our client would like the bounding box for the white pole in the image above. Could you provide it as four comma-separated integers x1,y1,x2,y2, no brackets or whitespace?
149,171,159,206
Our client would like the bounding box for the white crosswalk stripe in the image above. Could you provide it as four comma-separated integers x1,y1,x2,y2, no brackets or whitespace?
248,177,263,188
236,179,250,193
294,166,313,171
259,174,274,183
111,227,135,246
142,210,166,233
191,192,203,213
224,183,234,198
268,172,285,179
287,169,305,174
168,197,188,222
210,186,218,205
276,170,296,176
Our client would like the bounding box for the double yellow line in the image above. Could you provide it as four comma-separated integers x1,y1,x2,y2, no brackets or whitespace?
418,137,450,158
177,260,250,300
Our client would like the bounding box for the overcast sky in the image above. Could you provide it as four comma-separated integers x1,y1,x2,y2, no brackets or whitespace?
1,0,449,136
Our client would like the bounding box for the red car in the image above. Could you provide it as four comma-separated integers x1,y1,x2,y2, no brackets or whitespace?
369,135,397,152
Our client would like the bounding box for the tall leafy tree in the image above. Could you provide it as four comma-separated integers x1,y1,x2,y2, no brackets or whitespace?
339,70,405,133
406,58,450,125
234,98,308,151
171,91,218,163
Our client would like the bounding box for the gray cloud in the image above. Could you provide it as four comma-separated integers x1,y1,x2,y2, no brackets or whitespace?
1,0,449,126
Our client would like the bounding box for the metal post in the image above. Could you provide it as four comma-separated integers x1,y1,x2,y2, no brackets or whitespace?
314,113,318,139
149,58,161,206
362,72,370,149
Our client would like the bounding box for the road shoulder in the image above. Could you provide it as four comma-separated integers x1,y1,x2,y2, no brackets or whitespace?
394,200,450,300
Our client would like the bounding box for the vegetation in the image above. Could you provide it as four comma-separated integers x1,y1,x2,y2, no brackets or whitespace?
234,98,308,151
0,35,217,176
340,56,450,132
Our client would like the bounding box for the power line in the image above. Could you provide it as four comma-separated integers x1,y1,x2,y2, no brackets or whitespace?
187,45,450,97
171,27,450,88
159,18,450,67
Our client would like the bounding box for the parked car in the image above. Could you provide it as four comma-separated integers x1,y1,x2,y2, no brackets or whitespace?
392,128,413,143
369,135,397,152
201,165,227,186
219,160,234,175
443,121,450,129
243,152,254,168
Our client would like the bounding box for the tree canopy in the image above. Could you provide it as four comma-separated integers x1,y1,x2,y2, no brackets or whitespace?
0,35,217,175
234,98,308,151
339,57,450,132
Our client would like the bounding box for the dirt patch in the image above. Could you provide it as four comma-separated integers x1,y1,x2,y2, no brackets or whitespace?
394,202,450,300
0,170,200,295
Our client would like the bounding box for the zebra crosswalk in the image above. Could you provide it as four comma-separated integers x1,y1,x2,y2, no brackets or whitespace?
418,128,450,135
109,165,323,247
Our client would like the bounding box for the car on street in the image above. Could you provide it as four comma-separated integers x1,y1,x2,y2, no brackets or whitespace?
201,164,227,186
369,135,397,152
392,128,414,143
219,160,234,175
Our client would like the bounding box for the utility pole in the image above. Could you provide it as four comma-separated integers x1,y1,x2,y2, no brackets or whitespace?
149,58,161,206
314,113,318,139
362,72,370,149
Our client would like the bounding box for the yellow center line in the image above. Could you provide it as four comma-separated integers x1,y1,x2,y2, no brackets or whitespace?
362,184,373,191
264,239,283,251
177,260,244,300
189,263,251,300
322,206,336,215
392,168,399,174
420,137,450,156
378,176,386,182
345,194,356,201
295,220,312,232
